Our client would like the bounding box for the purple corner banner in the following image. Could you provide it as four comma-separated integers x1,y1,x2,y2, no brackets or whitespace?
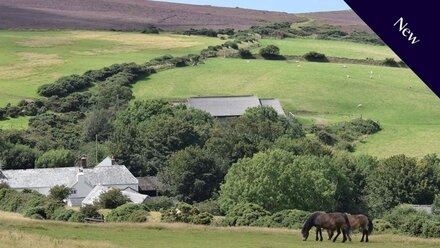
344,0,440,98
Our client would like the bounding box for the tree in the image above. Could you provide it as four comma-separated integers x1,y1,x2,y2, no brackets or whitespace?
96,188,130,209
366,155,440,217
219,150,350,212
303,51,328,62
83,108,115,142
1,144,38,170
49,185,72,202
259,45,280,59
432,194,440,215
35,149,76,168
161,146,222,203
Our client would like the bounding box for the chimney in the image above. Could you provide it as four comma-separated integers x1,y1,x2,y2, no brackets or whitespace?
80,156,87,168
111,156,116,165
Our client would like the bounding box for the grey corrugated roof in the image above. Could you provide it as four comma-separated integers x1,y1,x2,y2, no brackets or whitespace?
186,96,261,117
2,164,137,190
260,99,285,116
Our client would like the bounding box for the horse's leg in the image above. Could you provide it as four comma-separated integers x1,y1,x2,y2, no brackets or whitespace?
361,229,365,242
347,227,352,242
342,227,347,243
316,227,320,241
327,229,333,240
366,229,369,243
319,228,323,241
333,227,341,242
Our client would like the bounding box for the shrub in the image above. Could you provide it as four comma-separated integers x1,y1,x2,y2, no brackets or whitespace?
194,199,222,216
422,220,440,238
304,51,328,62
372,219,393,233
161,202,212,225
0,182,10,190
192,212,213,225
238,49,254,59
383,205,418,229
251,209,310,229
259,45,281,59
400,213,430,236
49,185,72,202
223,203,270,226
68,211,86,222
37,75,91,97
432,194,440,215
383,58,399,67
316,130,338,146
1,144,38,170
80,204,101,219
36,149,76,168
106,203,149,222
53,208,75,221
143,196,175,211
96,188,130,209
24,206,47,219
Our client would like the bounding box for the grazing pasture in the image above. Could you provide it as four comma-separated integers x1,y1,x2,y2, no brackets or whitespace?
0,211,439,248
0,30,222,107
133,58,440,157
254,38,399,60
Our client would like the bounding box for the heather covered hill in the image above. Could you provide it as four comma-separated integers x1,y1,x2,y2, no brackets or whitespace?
0,0,304,30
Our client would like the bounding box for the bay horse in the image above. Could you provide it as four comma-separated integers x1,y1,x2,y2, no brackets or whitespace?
301,212,351,242
327,214,373,242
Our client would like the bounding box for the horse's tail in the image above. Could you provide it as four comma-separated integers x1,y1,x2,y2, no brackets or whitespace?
343,214,351,233
368,217,374,234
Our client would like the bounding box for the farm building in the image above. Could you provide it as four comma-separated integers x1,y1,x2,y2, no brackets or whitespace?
0,157,145,207
137,176,164,196
175,96,285,118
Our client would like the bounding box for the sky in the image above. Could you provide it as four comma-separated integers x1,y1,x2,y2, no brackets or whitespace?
155,0,350,14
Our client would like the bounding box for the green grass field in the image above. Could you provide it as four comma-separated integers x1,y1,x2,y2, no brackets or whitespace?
0,30,222,107
133,58,440,157
0,211,439,248
254,38,399,60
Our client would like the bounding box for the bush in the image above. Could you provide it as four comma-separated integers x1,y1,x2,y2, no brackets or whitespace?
372,219,393,233
68,211,86,222
304,51,328,62
24,206,47,219
161,202,212,225
316,130,338,146
400,213,430,236
38,75,91,97
383,205,418,229
49,185,72,202
1,144,38,170
238,49,254,59
422,220,440,238
96,188,130,209
106,203,149,222
53,208,75,221
80,204,101,219
251,209,310,229
194,200,222,216
143,196,175,211
259,45,281,59
36,149,76,168
0,182,10,190
432,194,440,215
383,58,400,67
223,203,270,226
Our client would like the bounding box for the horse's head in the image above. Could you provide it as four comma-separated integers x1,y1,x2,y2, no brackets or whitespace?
301,228,309,241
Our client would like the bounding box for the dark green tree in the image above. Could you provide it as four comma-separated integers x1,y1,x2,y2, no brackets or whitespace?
161,146,222,203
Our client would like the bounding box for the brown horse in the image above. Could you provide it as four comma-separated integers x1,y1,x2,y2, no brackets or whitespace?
327,214,373,242
301,212,351,242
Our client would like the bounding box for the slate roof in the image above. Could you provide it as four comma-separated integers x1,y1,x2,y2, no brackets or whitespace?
82,185,148,206
180,96,285,117
137,176,164,191
1,159,137,190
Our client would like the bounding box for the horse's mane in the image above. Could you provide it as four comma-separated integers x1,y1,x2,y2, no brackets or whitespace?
302,212,320,231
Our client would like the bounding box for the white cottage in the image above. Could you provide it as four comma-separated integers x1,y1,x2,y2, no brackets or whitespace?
0,157,142,207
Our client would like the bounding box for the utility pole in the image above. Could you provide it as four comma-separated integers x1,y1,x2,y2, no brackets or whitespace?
95,134,98,165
